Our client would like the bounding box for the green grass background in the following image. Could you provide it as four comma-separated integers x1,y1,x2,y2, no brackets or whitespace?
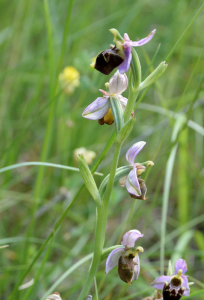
0,0,204,299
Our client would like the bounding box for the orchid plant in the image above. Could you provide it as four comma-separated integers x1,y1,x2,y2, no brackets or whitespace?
40,26,196,300
76,27,170,300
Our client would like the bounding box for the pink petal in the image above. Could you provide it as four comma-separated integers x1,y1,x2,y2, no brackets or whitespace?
124,33,130,42
131,29,156,47
109,71,128,95
118,47,132,74
126,167,141,197
121,229,143,248
150,275,172,290
82,97,109,120
174,259,188,275
126,141,146,165
133,254,140,280
182,275,190,296
105,247,126,274
117,95,128,111
99,89,109,96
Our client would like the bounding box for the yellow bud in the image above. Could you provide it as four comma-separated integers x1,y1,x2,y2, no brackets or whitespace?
59,66,80,94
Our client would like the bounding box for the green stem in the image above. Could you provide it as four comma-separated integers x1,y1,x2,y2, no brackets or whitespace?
78,142,122,300
124,48,141,123
124,89,138,123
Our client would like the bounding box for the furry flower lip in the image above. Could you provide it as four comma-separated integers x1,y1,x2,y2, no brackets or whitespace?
82,71,128,125
151,259,190,299
92,29,156,75
105,229,144,285
119,141,154,199
93,46,124,75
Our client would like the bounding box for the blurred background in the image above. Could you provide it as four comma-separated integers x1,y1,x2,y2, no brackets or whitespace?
0,0,204,299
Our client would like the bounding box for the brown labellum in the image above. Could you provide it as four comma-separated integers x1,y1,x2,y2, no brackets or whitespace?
130,178,147,200
163,283,185,300
118,254,136,284
94,47,124,75
97,108,114,125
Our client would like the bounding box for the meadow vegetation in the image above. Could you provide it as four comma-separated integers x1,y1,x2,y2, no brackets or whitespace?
0,0,204,299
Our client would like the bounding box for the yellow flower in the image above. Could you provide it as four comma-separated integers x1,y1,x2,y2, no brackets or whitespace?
74,147,96,165
59,66,80,94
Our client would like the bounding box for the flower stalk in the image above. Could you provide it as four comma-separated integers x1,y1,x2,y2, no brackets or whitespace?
77,26,168,300
78,142,122,300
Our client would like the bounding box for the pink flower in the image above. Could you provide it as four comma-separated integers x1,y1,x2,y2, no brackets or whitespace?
120,142,154,199
82,71,128,125
151,259,190,298
117,30,156,74
106,229,144,284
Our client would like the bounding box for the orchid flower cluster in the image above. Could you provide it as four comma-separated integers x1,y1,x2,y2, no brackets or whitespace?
62,27,195,300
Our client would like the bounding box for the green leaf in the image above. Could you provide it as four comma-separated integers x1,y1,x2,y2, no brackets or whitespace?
138,61,168,91
77,154,102,206
116,117,136,144
99,165,132,198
